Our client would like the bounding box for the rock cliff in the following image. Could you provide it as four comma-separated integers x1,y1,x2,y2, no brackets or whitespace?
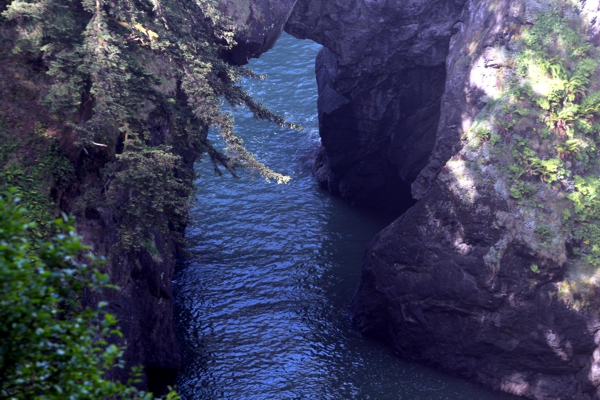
64,127,200,394
285,0,466,212
350,179,600,399
332,1,600,399
282,0,600,398
66,2,299,392
68,2,302,393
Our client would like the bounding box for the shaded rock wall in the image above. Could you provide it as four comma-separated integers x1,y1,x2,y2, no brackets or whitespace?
182,0,600,398
285,0,466,212
220,0,298,64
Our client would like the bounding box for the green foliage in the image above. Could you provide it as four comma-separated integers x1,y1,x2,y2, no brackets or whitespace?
534,224,553,243
1,0,296,252
441,5,600,273
474,124,491,141
509,180,535,200
565,176,600,266
469,2,600,271
103,140,194,252
530,264,540,274
528,157,561,183
0,190,176,399
0,121,74,240
562,208,572,224
489,133,501,146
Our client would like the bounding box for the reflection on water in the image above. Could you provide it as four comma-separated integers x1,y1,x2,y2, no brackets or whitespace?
174,33,520,399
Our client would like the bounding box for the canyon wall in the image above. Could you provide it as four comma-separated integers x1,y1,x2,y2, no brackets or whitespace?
58,121,202,394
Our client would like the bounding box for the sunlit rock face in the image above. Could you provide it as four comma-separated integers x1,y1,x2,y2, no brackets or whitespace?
285,0,466,212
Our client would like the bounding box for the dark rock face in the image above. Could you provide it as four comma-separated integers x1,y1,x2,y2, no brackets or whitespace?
67,211,180,395
343,0,600,398
410,0,520,200
350,181,600,399
285,0,466,212
58,2,299,393
62,118,201,395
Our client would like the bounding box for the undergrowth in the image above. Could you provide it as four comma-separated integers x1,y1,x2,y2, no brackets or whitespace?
466,1,600,278
0,120,74,240
511,7,600,268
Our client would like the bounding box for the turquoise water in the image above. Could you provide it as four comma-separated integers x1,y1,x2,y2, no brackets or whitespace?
173,33,520,399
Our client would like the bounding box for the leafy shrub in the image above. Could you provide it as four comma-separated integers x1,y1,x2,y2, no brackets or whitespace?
497,5,600,266
0,190,175,399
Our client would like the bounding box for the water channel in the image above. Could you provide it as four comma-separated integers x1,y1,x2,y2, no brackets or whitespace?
173,33,520,399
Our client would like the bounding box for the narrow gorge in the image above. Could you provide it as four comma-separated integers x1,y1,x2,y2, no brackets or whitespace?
173,31,520,399
4,0,600,398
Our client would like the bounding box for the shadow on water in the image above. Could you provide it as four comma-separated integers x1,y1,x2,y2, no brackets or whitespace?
173,33,521,399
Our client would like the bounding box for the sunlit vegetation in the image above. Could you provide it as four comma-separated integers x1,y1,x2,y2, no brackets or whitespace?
0,191,178,399
459,1,600,290
1,0,294,250
505,6,600,268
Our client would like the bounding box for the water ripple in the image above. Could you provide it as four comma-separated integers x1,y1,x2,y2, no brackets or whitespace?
173,33,520,400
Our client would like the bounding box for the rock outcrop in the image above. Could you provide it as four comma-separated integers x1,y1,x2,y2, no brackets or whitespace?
284,0,467,212
350,180,600,399
220,0,298,64
327,0,600,398
258,0,600,398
